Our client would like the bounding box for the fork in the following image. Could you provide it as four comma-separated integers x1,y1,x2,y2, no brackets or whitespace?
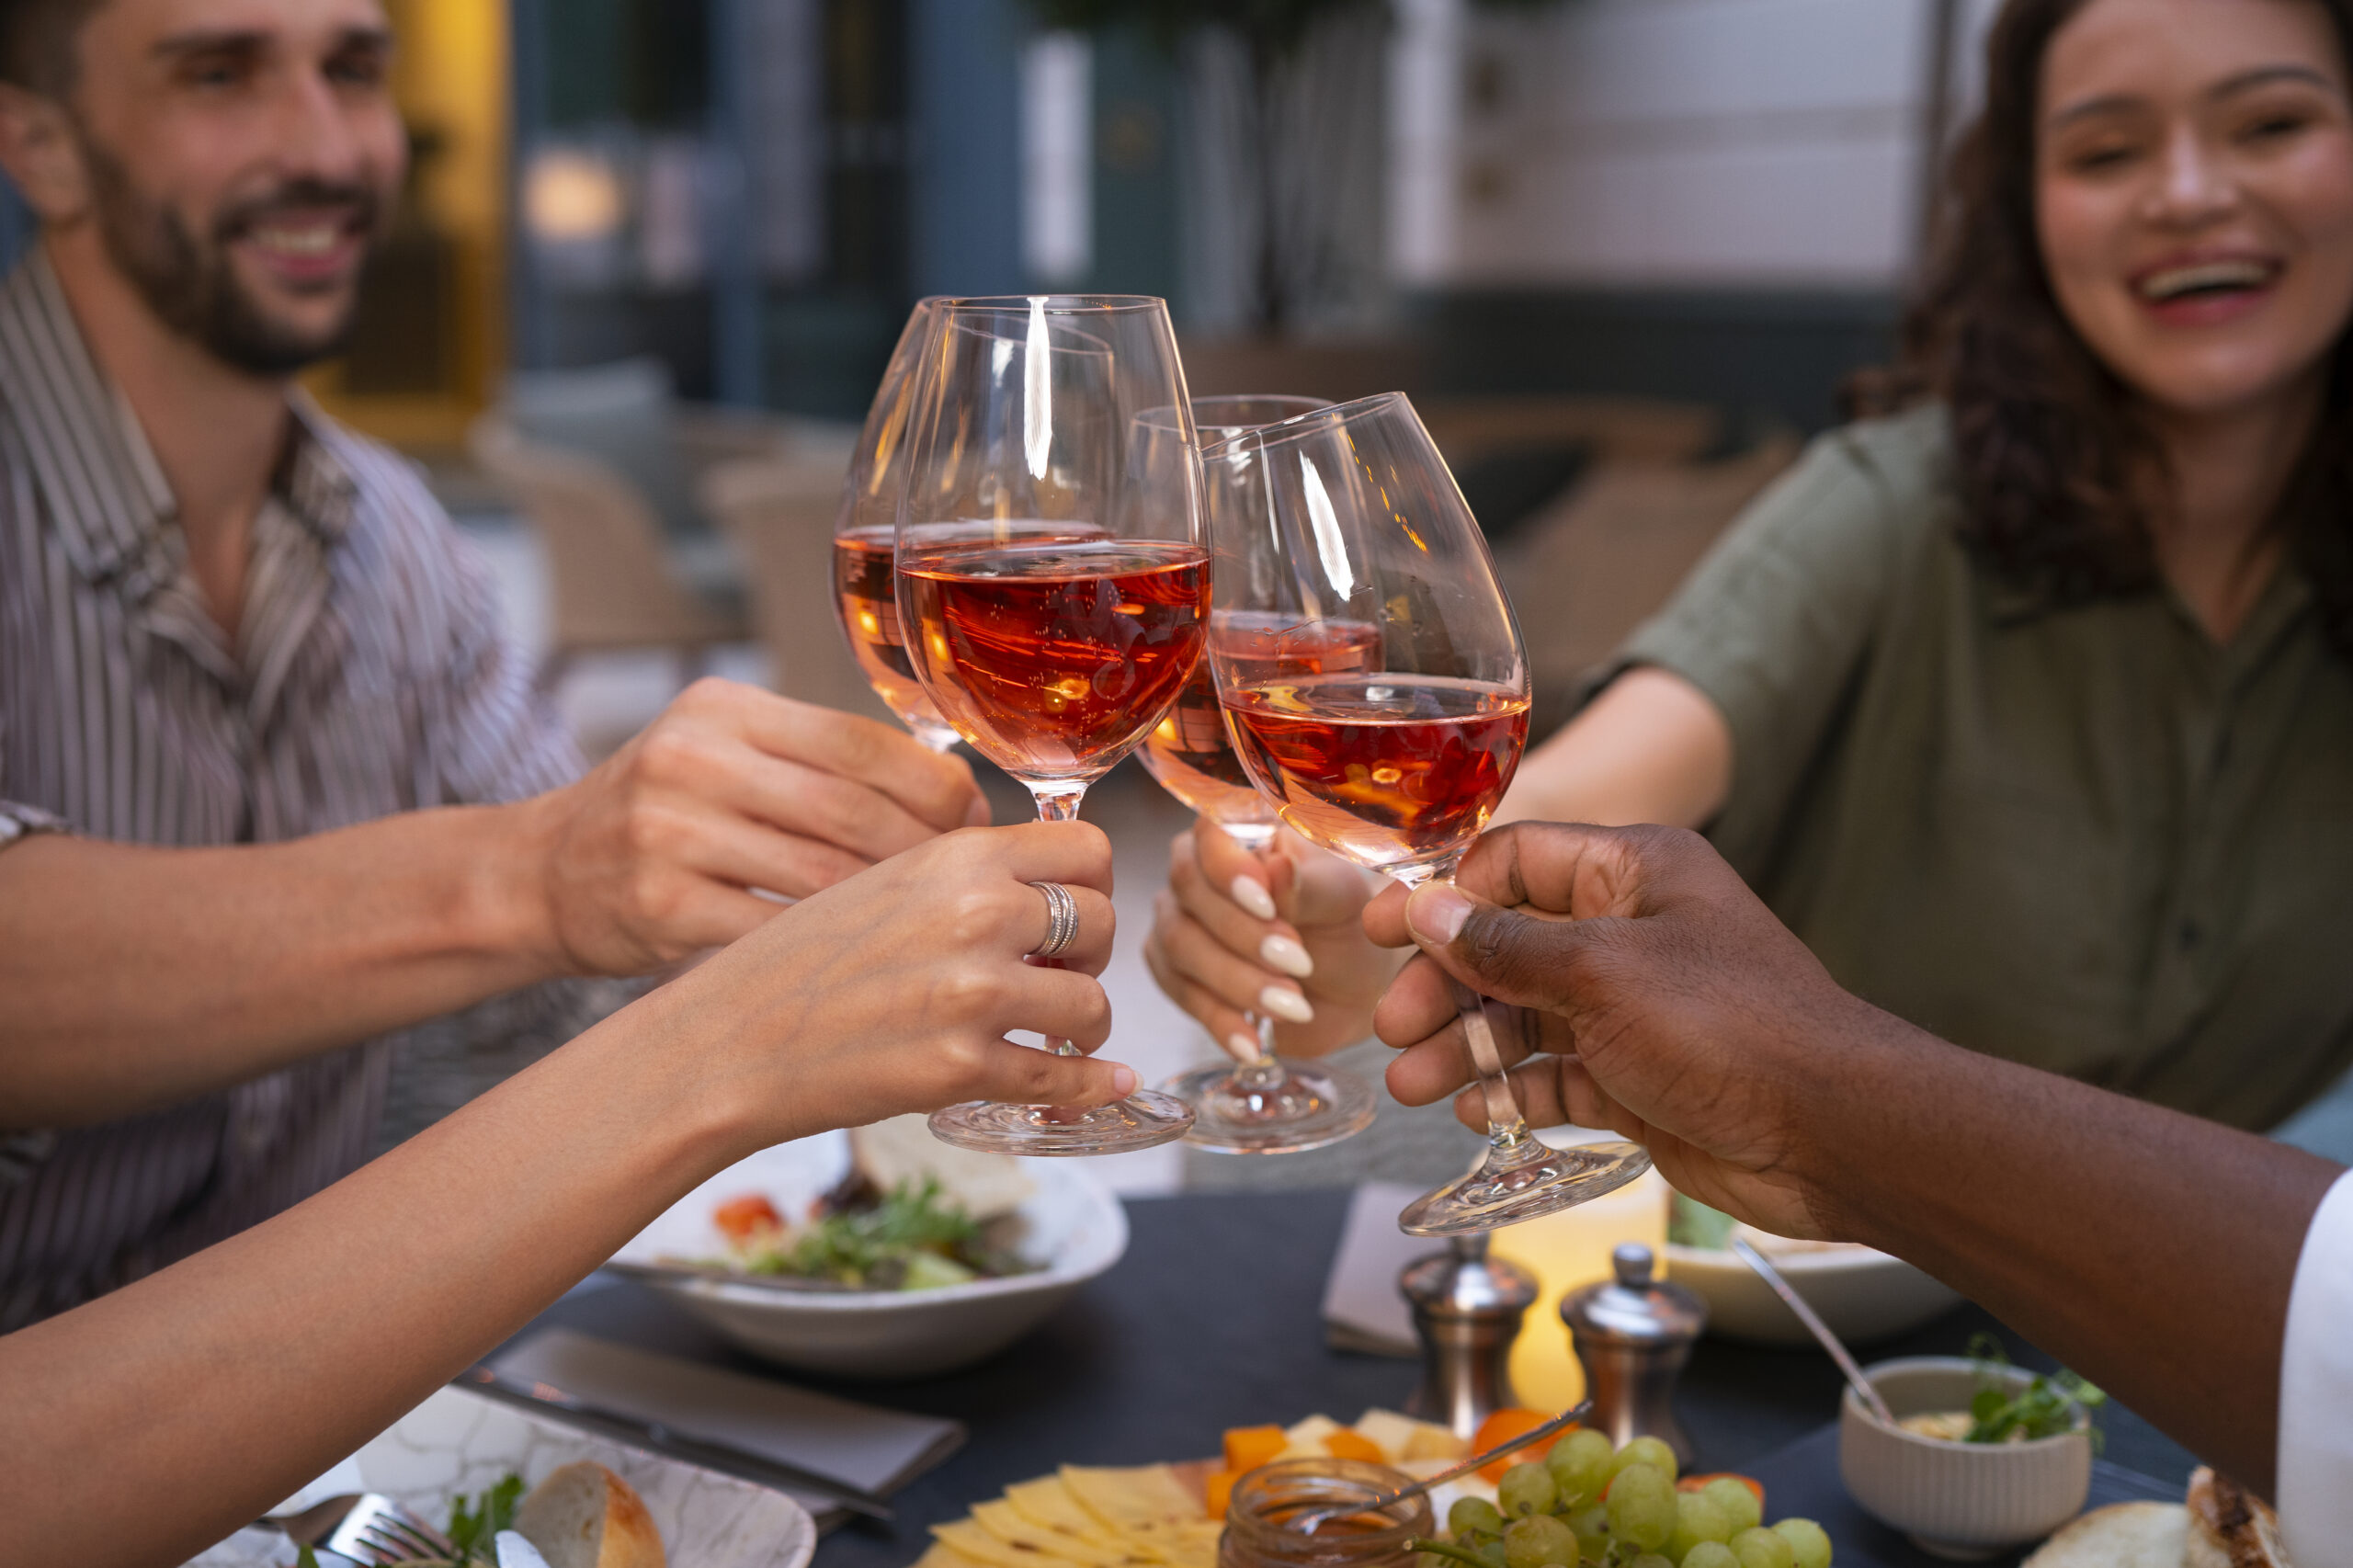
268,1492,460,1564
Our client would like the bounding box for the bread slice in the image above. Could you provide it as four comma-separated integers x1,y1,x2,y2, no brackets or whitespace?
514,1461,665,1568
2187,1467,2290,1568
2021,1502,2187,1568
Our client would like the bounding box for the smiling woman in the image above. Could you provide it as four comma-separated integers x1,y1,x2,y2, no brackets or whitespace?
1143,0,2353,1151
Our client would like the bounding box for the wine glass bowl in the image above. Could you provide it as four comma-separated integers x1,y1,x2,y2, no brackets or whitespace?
1206,392,1652,1228
834,299,964,752
895,296,1209,1155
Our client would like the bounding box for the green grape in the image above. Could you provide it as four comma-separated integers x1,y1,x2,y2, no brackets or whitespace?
1731,1528,1794,1568
1503,1514,1579,1568
1497,1462,1559,1519
1477,1540,1510,1568
1701,1479,1763,1536
1611,1437,1681,1485
1682,1543,1740,1568
1605,1464,1675,1552
1451,1498,1506,1540
1771,1519,1831,1568
1630,1555,1676,1568
1568,1505,1612,1564
1546,1429,1616,1506
1666,1493,1734,1561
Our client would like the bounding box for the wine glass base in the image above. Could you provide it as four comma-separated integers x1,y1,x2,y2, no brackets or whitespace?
928,1090,1196,1155
1165,1059,1378,1155
1397,1139,1653,1235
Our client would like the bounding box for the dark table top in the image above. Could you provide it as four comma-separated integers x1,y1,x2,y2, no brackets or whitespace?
508,1189,2196,1568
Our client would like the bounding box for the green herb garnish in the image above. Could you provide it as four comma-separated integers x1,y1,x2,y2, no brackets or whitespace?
1965,1334,2106,1446
443,1472,525,1563
720,1176,1029,1290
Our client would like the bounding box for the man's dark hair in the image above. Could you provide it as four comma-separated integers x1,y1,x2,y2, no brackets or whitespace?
1854,0,2353,656
0,0,104,97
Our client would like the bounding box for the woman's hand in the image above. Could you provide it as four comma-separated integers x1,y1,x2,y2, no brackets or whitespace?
655,818,1131,1151
1365,821,1887,1241
1141,819,1399,1061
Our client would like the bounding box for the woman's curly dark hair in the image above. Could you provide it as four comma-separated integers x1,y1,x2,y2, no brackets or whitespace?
1858,0,2353,653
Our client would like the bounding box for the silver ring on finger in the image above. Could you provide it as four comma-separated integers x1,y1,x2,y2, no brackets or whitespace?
1028,881,1081,960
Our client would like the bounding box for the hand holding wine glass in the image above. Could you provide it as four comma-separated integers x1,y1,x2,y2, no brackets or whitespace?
1207,392,1653,1231
896,295,1209,1155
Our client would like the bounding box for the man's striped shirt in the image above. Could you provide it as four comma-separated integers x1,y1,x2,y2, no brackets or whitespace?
0,247,606,1329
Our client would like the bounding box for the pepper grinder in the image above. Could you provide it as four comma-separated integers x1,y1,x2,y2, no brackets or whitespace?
1400,1233,1540,1438
1559,1243,1707,1465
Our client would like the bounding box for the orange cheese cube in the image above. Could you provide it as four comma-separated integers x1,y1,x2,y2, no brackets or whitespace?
1223,1425,1288,1474
1323,1429,1386,1465
1206,1471,1239,1522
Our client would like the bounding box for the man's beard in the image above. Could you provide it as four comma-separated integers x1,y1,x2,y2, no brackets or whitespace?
75,127,383,378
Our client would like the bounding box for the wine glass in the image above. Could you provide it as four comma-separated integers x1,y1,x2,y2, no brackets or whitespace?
1132,396,1378,1154
833,299,961,752
1206,392,1653,1232
896,295,1207,1155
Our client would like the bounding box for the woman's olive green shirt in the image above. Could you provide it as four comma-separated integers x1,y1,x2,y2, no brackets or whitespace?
1614,405,2353,1131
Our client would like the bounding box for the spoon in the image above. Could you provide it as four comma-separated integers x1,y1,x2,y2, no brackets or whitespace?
1729,1236,1897,1426
1289,1400,1593,1535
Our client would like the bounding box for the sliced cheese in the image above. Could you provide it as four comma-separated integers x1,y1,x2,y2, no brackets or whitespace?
1062,1464,1207,1553
972,1499,1155,1568
933,1518,1093,1568
1004,1477,1139,1555
1351,1409,1421,1465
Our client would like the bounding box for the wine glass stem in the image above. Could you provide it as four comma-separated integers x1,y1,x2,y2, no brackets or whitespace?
1450,975,1532,1152
1233,1013,1282,1089
1026,783,1088,1062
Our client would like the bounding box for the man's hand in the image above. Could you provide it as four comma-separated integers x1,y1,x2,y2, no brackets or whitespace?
1365,822,1893,1241
525,679,989,975
1142,820,1399,1060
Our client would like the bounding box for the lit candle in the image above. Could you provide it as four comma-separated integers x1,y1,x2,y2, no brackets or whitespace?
1491,1135,1669,1414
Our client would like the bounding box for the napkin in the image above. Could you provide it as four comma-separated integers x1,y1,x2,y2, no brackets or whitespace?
493,1328,964,1503
1321,1181,1445,1358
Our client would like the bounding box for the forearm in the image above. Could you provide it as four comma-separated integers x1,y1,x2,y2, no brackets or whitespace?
1809,1013,2339,1494
0,801,565,1127
0,978,753,1568
1496,667,1730,832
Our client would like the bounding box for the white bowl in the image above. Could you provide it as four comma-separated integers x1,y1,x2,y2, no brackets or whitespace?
611,1131,1129,1379
1838,1357,2093,1560
1665,1241,1961,1346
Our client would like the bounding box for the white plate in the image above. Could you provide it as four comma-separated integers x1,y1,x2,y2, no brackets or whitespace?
611,1131,1129,1379
188,1384,815,1568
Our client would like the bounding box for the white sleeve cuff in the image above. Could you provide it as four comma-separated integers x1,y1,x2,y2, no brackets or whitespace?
2279,1166,2353,1567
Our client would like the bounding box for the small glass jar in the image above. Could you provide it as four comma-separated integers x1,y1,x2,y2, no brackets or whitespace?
1220,1458,1437,1568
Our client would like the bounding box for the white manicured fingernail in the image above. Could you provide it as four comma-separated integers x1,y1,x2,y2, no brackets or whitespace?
1226,1031,1266,1062
1257,984,1314,1023
1230,874,1277,921
1259,934,1314,978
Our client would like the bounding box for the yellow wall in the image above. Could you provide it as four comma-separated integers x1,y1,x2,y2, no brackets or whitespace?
307,0,509,451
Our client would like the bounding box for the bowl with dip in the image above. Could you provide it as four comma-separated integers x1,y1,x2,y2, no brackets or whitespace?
1838,1356,2095,1560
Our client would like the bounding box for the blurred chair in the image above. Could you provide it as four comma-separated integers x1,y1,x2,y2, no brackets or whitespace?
699,455,892,723
1420,394,1722,469
1498,431,1801,736
468,411,752,693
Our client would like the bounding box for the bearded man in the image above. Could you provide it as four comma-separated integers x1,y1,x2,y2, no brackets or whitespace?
0,0,990,1328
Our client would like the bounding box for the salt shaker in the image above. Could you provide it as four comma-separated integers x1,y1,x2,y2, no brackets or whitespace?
1399,1233,1539,1438
1558,1242,1707,1465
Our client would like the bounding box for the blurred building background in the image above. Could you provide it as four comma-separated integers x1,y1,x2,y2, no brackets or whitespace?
0,0,2010,439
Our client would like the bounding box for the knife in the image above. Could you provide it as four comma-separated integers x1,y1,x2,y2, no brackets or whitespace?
457,1364,894,1522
